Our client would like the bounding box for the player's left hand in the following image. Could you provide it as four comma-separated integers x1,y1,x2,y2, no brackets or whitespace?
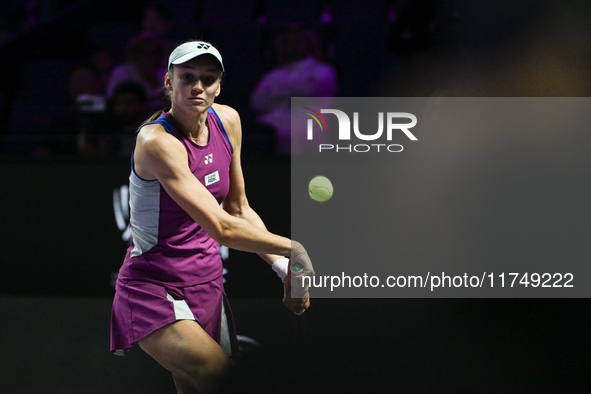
283,271,310,314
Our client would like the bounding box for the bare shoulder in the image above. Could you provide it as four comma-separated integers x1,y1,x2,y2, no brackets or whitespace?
212,103,242,148
135,123,187,179
212,103,241,129
137,123,181,151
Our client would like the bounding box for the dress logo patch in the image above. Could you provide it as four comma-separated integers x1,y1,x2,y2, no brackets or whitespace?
205,170,220,186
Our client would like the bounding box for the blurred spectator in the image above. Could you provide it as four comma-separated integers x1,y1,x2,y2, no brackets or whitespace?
108,81,149,157
251,24,337,155
45,64,110,155
0,0,40,45
23,0,40,30
140,3,177,60
90,47,114,94
106,35,167,113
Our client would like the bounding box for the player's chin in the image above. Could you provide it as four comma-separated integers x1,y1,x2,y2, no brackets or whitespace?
185,100,210,111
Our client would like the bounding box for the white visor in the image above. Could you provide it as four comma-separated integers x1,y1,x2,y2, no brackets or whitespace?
168,41,224,71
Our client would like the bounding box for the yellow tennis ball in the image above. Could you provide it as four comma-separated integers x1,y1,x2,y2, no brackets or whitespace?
308,175,333,202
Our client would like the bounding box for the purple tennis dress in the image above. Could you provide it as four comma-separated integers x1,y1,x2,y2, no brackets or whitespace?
110,107,237,356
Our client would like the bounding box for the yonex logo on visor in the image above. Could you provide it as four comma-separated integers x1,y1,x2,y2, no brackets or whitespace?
168,41,224,71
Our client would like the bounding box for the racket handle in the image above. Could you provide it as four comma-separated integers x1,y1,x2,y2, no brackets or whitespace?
291,262,306,315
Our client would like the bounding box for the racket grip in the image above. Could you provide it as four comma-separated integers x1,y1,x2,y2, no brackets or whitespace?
291,262,306,315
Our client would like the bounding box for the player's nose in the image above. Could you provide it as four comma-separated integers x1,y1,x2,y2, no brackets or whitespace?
191,80,204,93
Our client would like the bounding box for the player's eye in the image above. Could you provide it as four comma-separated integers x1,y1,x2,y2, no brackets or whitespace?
202,76,216,85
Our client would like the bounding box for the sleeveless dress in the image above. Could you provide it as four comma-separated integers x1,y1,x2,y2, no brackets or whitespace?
110,107,237,356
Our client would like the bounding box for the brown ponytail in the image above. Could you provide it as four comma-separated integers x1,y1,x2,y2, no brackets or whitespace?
145,110,164,124
136,109,167,133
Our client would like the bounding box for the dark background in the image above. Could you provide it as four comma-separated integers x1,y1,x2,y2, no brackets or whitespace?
1,0,591,392
0,155,291,297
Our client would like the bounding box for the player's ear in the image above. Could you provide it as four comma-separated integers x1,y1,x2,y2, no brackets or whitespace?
164,71,173,92
215,81,221,97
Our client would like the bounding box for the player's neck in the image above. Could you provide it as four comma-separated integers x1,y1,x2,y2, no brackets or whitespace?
169,108,209,140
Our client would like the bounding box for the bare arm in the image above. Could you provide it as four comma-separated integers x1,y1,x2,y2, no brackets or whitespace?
215,104,285,265
133,121,293,257
215,104,312,313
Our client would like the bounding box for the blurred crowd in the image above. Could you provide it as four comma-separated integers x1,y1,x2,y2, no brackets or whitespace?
4,0,589,158
1,1,341,158
30,3,175,158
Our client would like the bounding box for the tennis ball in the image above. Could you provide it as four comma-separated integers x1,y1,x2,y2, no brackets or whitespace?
308,175,333,202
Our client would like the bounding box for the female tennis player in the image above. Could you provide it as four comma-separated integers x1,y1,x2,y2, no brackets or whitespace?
110,41,312,394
